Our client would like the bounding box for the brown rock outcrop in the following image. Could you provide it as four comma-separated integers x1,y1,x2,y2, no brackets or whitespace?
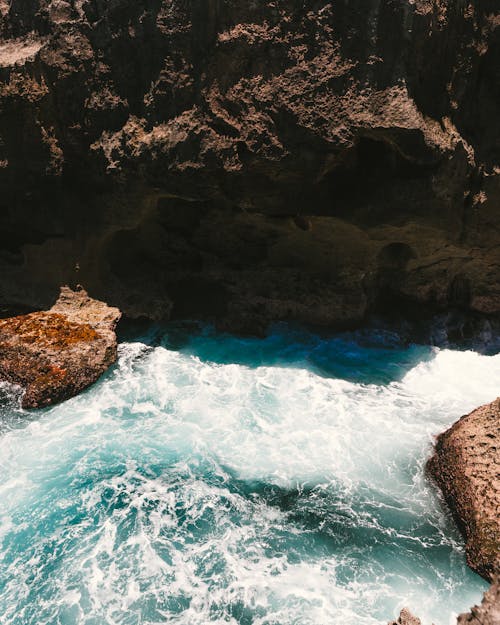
0,286,121,408
427,398,500,581
389,581,500,625
388,608,422,625
457,574,500,625
0,1,498,332
390,399,499,625
423,397,500,625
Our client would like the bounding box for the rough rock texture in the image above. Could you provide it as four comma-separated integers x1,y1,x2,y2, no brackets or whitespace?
402,397,500,625
0,286,121,408
388,608,422,625
428,397,500,582
426,398,500,625
393,580,500,625
457,574,500,625
0,1,499,332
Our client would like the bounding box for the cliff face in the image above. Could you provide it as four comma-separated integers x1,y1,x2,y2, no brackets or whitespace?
0,1,499,331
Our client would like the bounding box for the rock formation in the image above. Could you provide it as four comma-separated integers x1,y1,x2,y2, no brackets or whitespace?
0,1,499,333
428,398,500,582
457,574,500,625
0,286,121,408
391,396,500,625
390,579,500,625
388,608,422,625
427,398,499,625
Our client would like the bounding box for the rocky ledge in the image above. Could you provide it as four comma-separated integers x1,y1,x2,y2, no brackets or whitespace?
388,608,422,625
457,574,500,625
428,398,500,581
425,397,499,625
389,397,499,624
0,286,121,408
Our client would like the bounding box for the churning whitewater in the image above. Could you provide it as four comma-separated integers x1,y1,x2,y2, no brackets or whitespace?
0,326,493,625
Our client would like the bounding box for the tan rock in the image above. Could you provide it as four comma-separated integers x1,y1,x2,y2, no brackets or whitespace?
388,607,422,625
457,575,500,625
427,398,500,581
0,286,121,408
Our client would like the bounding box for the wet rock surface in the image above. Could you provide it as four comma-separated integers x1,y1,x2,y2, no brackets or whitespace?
386,394,500,625
0,286,121,408
427,398,500,625
457,574,500,625
428,398,500,582
388,608,422,625
0,1,499,333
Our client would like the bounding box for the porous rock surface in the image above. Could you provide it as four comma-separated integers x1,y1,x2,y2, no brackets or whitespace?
388,608,422,625
395,397,500,625
0,1,499,333
390,580,500,625
0,286,121,408
428,398,500,582
427,398,499,625
457,574,500,625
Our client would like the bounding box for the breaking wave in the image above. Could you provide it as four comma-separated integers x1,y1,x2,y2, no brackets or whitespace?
0,325,493,625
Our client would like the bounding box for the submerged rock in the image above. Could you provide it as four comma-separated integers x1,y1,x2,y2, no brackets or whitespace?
0,286,121,408
427,398,500,581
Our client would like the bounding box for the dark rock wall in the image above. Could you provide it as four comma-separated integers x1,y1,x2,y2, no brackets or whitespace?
0,1,499,331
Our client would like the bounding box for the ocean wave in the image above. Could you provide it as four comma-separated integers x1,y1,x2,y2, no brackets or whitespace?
0,329,494,625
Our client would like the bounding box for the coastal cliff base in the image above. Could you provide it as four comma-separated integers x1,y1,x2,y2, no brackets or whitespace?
457,575,500,625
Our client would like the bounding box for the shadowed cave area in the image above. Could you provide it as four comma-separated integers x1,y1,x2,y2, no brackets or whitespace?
94,134,467,333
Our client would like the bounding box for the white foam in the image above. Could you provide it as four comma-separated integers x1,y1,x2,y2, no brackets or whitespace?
0,341,495,624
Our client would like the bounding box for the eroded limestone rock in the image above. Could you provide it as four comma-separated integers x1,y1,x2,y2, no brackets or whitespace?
0,2,499,332
457,575,500,625
425,397,499,625
0,286,121,408
388,607,422,625
427,398,500,581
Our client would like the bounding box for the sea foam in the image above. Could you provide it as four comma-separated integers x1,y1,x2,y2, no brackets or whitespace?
0,326,494,625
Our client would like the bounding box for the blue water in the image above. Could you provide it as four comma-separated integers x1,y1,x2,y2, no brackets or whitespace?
0,324,493,625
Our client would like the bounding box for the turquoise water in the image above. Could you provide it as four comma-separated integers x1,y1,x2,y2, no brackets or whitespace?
0,324,493,625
